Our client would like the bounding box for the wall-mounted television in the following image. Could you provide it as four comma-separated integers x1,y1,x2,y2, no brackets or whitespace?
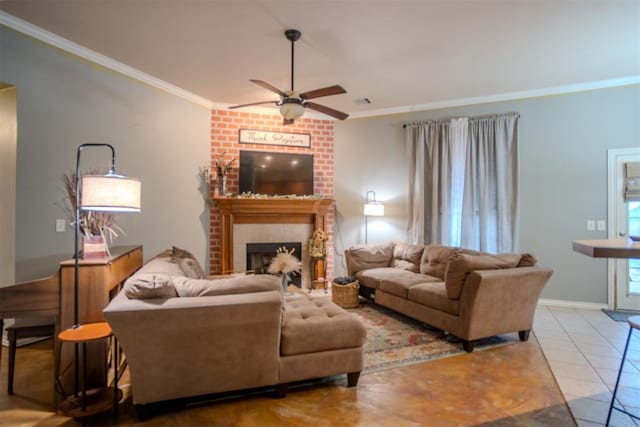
239,150,314,196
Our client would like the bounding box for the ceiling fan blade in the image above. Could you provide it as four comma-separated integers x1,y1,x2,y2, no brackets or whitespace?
299,85,347,100
305,102,349,120
250,80,287,97
228,100,279,109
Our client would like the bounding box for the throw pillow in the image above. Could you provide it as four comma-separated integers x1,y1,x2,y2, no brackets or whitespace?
178,256,206,279
420,245,483,279
125,273,177,299
517,253,538,267
444,252,521,300
171,246,196,259
172,274,281,297
392,242,424,272
136,256,185,277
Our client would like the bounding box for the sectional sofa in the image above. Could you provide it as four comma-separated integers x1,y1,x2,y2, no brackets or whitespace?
345,242,552,352
103,248,366,418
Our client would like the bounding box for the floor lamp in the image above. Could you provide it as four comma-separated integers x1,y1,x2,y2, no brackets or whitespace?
364,190,384,244
69,143,141,395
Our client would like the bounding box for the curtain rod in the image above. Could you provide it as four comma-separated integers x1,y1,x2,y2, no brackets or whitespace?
402,112,520,128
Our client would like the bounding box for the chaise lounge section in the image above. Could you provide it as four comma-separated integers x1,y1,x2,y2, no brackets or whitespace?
345,242,552,352
103,248,366,417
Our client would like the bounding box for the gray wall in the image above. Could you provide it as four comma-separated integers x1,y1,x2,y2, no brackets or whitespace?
0,84,16,285
2,23,638,305
334,85,640,305
0,27,211,278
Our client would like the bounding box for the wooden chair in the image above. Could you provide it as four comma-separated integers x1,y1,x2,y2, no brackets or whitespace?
0,274,59,395
2,317,55,394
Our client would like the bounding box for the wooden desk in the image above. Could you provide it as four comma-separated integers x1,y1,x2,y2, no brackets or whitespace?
572,239,640,259
57,245,142,397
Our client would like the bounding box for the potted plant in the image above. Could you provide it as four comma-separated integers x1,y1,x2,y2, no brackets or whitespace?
268,246,302,292
59,170,124,259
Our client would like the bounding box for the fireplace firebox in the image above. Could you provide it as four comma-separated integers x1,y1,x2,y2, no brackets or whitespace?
246,242,302,287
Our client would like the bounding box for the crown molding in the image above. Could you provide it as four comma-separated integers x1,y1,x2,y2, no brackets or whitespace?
2,11,638,120
0,11,214,108
348,76,640,119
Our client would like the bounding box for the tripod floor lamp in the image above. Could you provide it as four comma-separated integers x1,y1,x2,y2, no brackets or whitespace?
364,190,384,244
62,143,141,415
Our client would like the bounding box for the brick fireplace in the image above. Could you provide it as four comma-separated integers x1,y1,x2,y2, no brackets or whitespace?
209,109,335,280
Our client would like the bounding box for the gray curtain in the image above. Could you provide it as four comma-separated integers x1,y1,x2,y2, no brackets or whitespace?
405,113,519,253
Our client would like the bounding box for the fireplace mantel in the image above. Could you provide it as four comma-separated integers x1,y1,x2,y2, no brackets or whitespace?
213,197,333,273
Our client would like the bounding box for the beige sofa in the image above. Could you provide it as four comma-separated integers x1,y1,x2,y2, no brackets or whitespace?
103,248,366,418
345,242,552,352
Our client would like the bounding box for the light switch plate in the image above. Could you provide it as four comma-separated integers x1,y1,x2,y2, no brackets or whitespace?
587,220,596,231
56,219,66,232
597,220,606,231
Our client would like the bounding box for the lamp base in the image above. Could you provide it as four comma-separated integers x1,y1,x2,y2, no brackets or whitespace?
58,387,121,419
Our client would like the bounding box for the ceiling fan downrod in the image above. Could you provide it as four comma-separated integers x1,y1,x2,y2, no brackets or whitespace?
285,29,301,92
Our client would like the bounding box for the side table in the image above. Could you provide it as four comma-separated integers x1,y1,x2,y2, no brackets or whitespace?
57,322,121,421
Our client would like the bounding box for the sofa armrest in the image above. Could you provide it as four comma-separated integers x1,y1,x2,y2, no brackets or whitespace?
457,267,553,341
344,249,355,276
103,290,283,404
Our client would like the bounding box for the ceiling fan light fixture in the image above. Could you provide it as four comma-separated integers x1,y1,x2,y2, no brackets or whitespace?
279,101,305,120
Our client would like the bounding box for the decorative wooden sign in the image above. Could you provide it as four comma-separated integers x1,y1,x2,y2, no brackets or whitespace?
239,129,311,148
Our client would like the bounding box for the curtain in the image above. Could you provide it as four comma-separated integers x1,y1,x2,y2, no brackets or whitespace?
405,113,519,253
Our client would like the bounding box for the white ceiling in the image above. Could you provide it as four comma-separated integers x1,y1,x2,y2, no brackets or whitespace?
1,1,638,119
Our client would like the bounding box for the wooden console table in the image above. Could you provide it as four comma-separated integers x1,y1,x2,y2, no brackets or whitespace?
57,245,142,399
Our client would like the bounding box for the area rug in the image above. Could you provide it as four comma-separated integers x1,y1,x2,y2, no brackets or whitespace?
347,299,516,374
602,308,640,322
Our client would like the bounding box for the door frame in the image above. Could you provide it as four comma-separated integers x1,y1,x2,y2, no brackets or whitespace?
607,147,640,310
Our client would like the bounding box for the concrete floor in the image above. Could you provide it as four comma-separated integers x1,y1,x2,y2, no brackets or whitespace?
0,310,575,427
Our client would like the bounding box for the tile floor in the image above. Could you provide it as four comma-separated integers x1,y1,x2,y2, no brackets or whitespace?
535,304,640,426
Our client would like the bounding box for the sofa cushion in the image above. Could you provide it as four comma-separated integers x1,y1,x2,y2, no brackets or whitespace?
408,282,459,315
348,242,395,274
124,273,177,299
135,256,186,277
355,267,439,291
444,252,521,299
421,245,456,278
420,245,483,279
281,295,366,356
172,274,281,297
379,274,441,299
392,242,424,272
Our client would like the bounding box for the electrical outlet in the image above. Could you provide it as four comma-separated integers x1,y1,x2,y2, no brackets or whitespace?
587,220,596,231
597,220,606,231
56,219,66,232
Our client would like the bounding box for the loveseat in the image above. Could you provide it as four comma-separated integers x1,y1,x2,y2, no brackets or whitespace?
103,248,366,417
345,242,552,352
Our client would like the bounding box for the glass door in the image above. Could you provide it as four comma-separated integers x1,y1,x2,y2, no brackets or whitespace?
629,202,640,295
608,148,640,311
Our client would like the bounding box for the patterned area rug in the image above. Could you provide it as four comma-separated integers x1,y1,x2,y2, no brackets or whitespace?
347,299,516,374
602,308,640,322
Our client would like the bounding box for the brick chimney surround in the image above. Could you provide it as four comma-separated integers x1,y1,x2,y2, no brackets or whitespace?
209,109,335,285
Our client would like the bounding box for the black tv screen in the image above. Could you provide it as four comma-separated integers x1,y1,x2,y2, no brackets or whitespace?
239,150,314,196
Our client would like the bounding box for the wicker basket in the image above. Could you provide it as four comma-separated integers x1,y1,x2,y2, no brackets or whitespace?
331,280,360,308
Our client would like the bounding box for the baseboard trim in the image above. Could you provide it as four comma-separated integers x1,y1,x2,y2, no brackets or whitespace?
538,298,607,310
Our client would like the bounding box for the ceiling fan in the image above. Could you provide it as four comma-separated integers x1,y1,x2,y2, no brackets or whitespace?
229,29,349,125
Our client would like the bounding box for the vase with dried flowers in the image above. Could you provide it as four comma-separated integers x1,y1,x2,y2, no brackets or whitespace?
268,246,302,292
214,151,237,197
59,169,124,259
